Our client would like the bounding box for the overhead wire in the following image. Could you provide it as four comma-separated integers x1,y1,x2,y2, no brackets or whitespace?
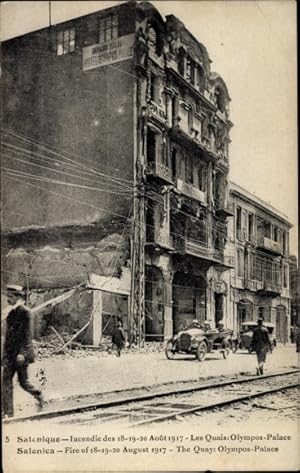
4,175,133,221
1,143,133,191
2,128,134,187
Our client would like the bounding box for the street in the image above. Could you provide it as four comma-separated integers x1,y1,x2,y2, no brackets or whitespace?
11,344,299,419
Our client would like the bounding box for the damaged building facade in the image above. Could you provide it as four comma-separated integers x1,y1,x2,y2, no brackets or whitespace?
2,1,238,344
225,182,292,342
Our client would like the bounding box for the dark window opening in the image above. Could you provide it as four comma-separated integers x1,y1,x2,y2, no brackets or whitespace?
273,226,278,242
172,148,177,179
186,56,195,85
248,213,253,241
150,73,160,103
263,221,271,239
185,155,193,184
197,66,205,92
215,86,226,112
236,206,242,234
147,130,156,164
178,50,185,76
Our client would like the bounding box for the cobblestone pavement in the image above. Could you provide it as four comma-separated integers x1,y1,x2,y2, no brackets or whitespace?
11,344,299,417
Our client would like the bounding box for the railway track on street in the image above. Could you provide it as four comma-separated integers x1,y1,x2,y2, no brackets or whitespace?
4,368,299,427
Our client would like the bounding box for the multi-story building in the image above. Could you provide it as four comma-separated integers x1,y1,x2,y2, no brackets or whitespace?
225,182,292,342
1,1,233,343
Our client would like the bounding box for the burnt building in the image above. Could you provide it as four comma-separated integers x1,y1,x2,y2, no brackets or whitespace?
1,1,233,343
225,182,292,342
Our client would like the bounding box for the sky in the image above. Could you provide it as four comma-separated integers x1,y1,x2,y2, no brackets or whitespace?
0,0,298,256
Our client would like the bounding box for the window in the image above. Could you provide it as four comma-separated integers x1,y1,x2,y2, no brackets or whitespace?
186,56,195,85
255,255,263,282
197,66,205,92
57,28,75,55
178,50,185,76
273,225,278,242
178,103,189,134
248,213,254,241
214,86,226,112
192,116,202,139
185,155,193,184
198,164,207,192
171,148,177,179
283,265,288,288
236,206,242,237
150,73,160,104
237,249,244,277
282,231,288,254
147,129,156,164
275,262,281,285
99,14,118,43
249,253,254,280
263,221,271,238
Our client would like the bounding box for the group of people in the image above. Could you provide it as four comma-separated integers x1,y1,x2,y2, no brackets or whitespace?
1,284,295,418
190,317,273,376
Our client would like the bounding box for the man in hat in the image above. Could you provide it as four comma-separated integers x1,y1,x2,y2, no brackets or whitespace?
251,317,272,376
2,285,44,418
191,319,200,329
111,320,126,357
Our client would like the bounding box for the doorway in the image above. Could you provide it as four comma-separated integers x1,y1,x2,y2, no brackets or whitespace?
214,293,223,326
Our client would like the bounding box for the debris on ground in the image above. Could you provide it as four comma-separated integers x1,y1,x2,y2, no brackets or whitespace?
33,335,165,360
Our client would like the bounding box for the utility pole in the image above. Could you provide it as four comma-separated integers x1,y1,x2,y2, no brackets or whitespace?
130,79,146,348
131,167,145,347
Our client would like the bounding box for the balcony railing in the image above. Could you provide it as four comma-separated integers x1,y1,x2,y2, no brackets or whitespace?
146,161,174,184
177,179,206,203
148,101,167,124
256,235,282,255
185,237,208,258
256,280,281,297
215,200,234,217
146,225,173,250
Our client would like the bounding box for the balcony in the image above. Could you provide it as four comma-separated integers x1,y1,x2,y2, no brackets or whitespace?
215,200,234,218
176,179,206,204
146,161,174,184
146,225,173,252
148,101,167,125
257,235,282,255
256,280,281,298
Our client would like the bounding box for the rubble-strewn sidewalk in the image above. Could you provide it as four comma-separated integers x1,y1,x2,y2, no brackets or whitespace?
11,344,298,418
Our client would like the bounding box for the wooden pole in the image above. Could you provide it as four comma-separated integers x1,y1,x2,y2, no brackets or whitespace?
54,319,91,354
49,325,65,345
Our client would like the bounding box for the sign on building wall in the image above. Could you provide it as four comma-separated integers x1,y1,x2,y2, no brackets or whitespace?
82,34,134,71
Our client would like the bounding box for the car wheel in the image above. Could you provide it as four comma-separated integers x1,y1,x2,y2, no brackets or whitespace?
165,341,176,360
196,341,207,361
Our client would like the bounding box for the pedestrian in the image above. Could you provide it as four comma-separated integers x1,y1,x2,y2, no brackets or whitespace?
217,320,225,332
251,317,272,376
111,321,126,357
191,319,200,329
2,285,44,418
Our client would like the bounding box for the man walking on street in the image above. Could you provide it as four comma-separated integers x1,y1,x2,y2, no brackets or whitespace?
251,317,272,376
111,320,126,357
2,285,44,418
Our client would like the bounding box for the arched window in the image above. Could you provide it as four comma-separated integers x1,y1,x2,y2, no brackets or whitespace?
214,86,226,112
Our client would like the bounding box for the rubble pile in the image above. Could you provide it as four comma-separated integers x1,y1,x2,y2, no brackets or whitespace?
34,335,165,360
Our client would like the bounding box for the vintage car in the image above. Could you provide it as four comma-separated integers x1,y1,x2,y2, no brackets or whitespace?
165,327,234,361
238,321,277,353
